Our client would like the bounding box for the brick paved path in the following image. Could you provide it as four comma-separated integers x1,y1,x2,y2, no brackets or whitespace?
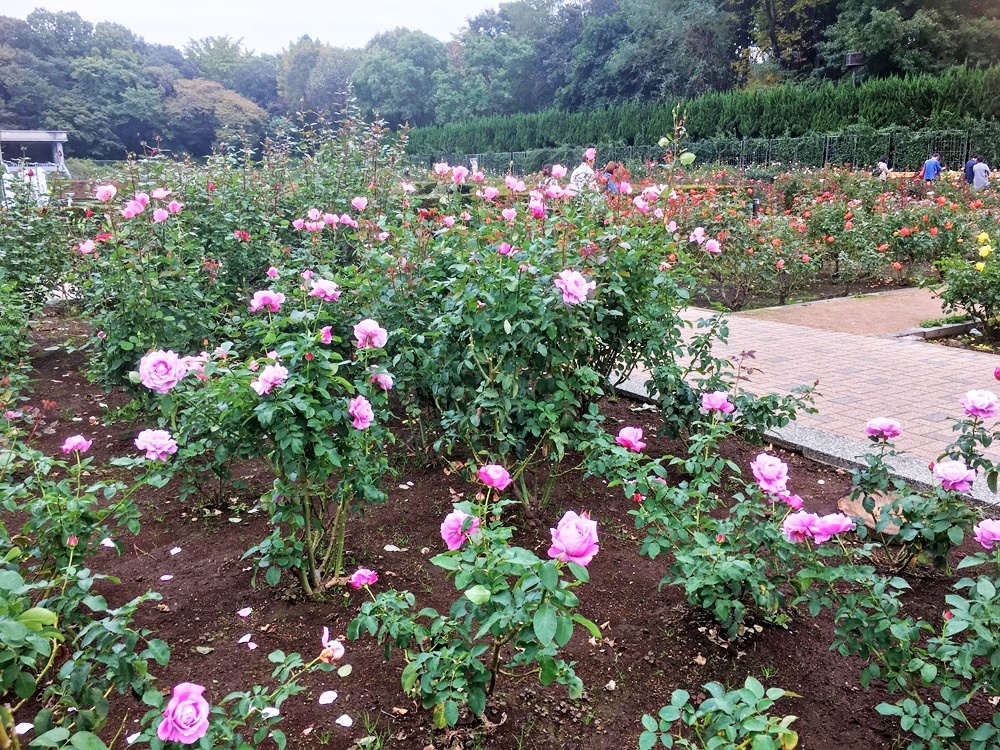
679,305,1000,462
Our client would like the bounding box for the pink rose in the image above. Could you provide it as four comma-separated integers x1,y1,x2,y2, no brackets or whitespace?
615,426,646,452
434,162,450,175
780,492,804,510
151,187,171,199
157,682,210,744
782,511,819,543
553,269,596,304
701,391,734,414
348,567,378,588
135,429,178,461
324,213,339,225
320,626,345,663
292,218,305,230
94,184,117,202
139,350,186,394
960,389,1000,419
369,367,394,391
167,200,183,214
689,227,706,244
354,319,388,350
501,208,517,221
266,266,279,278
134,192,150,206
705,238,721,254
308,208,321,221
751,453,789,495
973,519,1000,550
811,513,856,544
551,164,567,179
547,510,600,566
478,464,512,491
866,418,902,439
351,196,368,211
440,508,480,550
482,186,500,200
320,326,333,345
934,459,975,493
78,239,95,254
250,364,289,396
249,290,285,313
348,395,374,429
152,208,169,223
452,166,469,184
498,242,514,256
309,279,341,302
61,435,92,454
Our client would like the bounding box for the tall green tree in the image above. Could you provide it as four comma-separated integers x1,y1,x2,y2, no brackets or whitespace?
352,28,446,126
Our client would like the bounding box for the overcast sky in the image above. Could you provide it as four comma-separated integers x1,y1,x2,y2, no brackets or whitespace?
4,1,503,54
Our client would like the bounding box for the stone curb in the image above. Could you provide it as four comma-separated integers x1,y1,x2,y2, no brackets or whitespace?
613,373,1000,510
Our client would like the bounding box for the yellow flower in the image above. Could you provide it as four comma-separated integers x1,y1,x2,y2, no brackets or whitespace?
978,232,991,243
976,262,986,272
980,246,993,258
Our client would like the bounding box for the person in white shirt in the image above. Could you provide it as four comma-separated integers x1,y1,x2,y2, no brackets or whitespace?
973,156,992,190
569,147,597,192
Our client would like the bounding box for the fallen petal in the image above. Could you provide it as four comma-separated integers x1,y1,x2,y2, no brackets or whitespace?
247,642,258,650
335,715,353,728
261,707,279,719
170,547,182,555
14,723,33,735
100,538,115,548
159,575,173,581
237,607,252,617
318,690,338,705
238,633,252,644
126,733,141,745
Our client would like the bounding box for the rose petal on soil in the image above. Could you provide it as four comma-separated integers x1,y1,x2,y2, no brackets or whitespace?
14,723,32,735
159,575,173,581
169,546,182,555
126,733,141,745
237,607,252,617
238,633,252,643
335,715,353,728
261,707,279,719
247,642,258,650
100,537,115,548
318,690,338,704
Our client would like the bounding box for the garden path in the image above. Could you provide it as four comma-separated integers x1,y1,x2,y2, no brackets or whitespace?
624,290,1000,468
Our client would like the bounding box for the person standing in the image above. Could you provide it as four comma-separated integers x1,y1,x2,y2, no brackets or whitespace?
973,156,992,190
921,152,943,184
876,156,890,181
570,147,597,192
964,156,978,185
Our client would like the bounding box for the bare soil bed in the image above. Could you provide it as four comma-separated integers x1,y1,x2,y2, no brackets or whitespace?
13,310,987,750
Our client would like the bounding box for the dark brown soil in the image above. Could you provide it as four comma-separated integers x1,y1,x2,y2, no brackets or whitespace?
11,309,991,750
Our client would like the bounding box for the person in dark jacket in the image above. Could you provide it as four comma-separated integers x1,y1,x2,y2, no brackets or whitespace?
964,157,978,184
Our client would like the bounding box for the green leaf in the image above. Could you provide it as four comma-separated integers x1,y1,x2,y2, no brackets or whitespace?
566,562,589,583
571,613,602,639
465,585,491,605
18,607,58,631
678,151,697,165
69,732,109,750
30,727,71,747
337,664,352,677
146,639,170,665
265,566,281,586
533,602,558,647
443,699,459,727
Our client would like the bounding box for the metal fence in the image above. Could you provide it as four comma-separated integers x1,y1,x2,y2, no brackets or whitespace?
418,126,1000,176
